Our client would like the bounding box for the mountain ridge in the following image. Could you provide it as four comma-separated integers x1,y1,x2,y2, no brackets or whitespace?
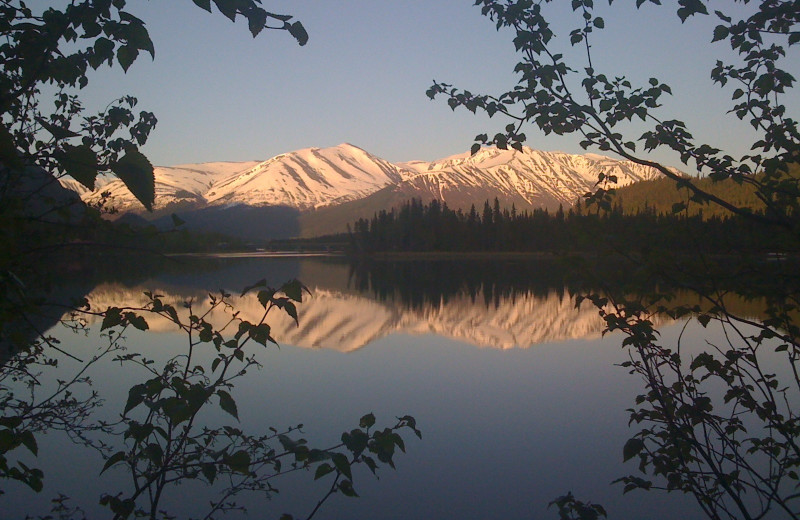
68,143,671,238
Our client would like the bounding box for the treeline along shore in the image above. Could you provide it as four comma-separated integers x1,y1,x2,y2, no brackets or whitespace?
347,197,795,255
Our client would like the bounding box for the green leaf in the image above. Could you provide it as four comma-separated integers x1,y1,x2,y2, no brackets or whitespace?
623,438,645,461
192,0,212,12
125,20,155,58
224,450,251,474
90,38,115,69
712,25,729,43
249,323,274,346
690,352,714,372
213,0,238,22
331,452,352,480
342,429,369,454
0,417,23,429
124,383,146,414
359,413,376,429
338,479,359,497
248,7,268,37
111,149,155,211
217,390,239,420
60,144,98,190
308,449,330,463
101,307,123,330
714,10,732,23
125,313,149,331
19,431,37,455
257,289,275,309
171,213,185,227
35,117,80,139
201,462,217,483
362,455,378,475
199,322,213,343
241,278,267,297
0,429,15,451
117,45,139,72
287,21,309,46
101,451,127,474
143,443,163,464
314,462,334,480
283,301,299,325
280,279,306,302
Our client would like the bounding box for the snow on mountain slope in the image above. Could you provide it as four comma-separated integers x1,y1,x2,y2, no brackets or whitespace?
67,143,674,223
395,146,664,210
58,174,115,197
58,178,93,197
79,161,259,213
204,143,405,210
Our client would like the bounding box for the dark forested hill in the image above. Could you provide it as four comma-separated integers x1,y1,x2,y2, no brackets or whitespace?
607,170,786,218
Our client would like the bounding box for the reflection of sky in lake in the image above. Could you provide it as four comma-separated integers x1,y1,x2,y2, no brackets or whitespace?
4,326,704,519
1,258,713,519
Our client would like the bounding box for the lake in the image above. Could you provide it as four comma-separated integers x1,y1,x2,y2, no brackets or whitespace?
2,255,711,519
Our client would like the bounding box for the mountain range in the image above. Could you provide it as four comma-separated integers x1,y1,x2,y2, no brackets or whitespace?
69,143,667,239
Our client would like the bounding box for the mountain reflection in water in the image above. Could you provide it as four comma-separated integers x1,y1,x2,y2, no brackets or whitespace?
3,255,707,520
79,257,614,351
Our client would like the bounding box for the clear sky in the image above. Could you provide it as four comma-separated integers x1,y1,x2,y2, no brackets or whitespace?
50,1,799,169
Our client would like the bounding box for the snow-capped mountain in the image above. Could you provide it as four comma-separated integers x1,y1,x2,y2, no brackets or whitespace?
74,143,405,214
204,143,404,209
79,161,260,214
394,147,663,211
66,142,671,237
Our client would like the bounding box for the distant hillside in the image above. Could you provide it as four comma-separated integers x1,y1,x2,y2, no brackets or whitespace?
297,147,671,237
298,185,405,238
609,172,770,218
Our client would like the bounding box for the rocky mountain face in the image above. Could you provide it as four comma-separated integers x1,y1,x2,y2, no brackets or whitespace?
204,143,404,209
67,143,667,238
394,148,663,211
81,161,261,215
79,144,403,215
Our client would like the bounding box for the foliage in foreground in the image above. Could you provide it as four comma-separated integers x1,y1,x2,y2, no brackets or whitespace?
0,2,420,519
431,1,800,518
3,278,420,519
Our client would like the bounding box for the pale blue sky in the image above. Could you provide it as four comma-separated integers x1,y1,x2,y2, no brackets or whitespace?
56,1,799,168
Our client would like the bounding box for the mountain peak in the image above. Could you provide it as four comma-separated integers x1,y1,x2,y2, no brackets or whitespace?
335,142,363,151
202,143,403,210
69,144,667,237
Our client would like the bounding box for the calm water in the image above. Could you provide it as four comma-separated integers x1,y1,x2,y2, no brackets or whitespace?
2,256,706,519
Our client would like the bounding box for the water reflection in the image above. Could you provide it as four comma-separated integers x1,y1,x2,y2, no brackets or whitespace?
2,255,707,520
75,257,620,351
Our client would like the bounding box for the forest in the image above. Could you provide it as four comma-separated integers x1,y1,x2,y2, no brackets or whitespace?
348,194,793,255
